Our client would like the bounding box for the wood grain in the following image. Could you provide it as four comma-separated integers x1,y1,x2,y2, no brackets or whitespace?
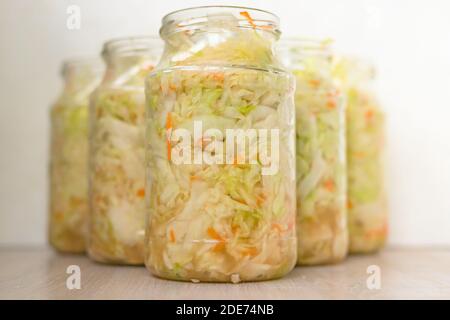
0,247,449,299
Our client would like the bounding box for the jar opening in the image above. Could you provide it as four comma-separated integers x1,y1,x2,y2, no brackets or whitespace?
102,36,162,59
333,56,376,84
160,6,280,38
61,57,103,77
278,38,333,57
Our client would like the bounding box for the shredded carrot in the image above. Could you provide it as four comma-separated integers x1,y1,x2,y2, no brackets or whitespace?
258,25,274,30
365,223,388,238
166,112,172,161
240,11,256,29
136,188,145,198
241,246,258,257
326,98,336,110
353,151,366,159
324,179,335,192
347,200,353,209
235,198,247,205
166,112,172,130
207,227,224,242
309,79,321,88
211,72,224,82
256,193,266,206
271,223,284,233
212,242,226,253
169,229,176,243
365,109,374,121
166,140,171,161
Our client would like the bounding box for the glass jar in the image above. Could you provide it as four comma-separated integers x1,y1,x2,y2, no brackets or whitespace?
278,39,348,265
49,58,103,253
88,37,162,264
333,57,388,253
145,6,297,282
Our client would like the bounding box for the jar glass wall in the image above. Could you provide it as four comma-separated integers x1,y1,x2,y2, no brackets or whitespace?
145,6,297,282
333,57,388,253
88,37,162,264
49,58,104,253
279,39,348,265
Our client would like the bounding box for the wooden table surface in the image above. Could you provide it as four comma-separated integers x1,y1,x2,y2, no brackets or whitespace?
0,246,449,299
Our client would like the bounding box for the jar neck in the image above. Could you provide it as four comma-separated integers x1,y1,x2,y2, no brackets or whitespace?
102,37,162,84
332,56,375,89
158,6,282,69
278,39,333,72
61,59,103,97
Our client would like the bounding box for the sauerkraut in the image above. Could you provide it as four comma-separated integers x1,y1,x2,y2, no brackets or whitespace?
333,57,388,253
145,7,297,282
49,58,103,253
279,39,348,265
88,37,161,264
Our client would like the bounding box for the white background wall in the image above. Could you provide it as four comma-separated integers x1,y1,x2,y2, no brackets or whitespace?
0,0,449,246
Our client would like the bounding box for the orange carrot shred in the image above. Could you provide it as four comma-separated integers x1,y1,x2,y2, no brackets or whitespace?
166,112,172,130
324,179,335,192
327,98,336,109
207,227,224,242
169,229,176,243
212,242,226,252
242,247,258,257
256,193,266,206
240,11,256,29
353,151,366,159
347,200,353,209
211,72,224,82
271,223,284,232
309,79,321,87
259,25,274,30
365,109,374,120
136,188,145,198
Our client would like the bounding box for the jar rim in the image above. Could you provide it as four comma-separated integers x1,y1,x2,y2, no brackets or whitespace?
160,6,280,38
102,36,162,58
278,37,333,55
61,57,104,77
333,55,376,81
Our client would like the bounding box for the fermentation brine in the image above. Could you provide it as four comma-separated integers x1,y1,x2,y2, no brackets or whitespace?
333,57,388,253
49,58,103,253
279,39,348,265
145,7,297,282
89,37,161,264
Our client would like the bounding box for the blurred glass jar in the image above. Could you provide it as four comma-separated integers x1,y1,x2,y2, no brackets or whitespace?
49,58,104,253
278,39,348,265
145,6,297,282
333,57,388,253
88,37,162,264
